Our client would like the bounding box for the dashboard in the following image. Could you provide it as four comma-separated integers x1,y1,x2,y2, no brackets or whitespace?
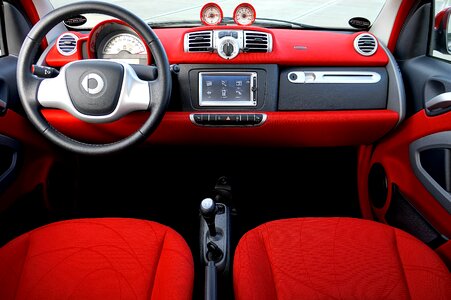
40,12,404,147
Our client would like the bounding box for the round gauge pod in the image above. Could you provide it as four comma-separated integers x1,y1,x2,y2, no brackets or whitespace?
200,3,223,26
233,3,256,26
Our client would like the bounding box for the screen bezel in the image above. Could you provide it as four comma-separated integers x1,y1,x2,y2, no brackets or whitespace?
198,72,257,107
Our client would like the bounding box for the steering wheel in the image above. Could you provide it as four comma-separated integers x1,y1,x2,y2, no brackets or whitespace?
17,1,171,155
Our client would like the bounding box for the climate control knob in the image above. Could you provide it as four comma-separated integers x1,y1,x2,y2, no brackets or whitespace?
218,37,239,60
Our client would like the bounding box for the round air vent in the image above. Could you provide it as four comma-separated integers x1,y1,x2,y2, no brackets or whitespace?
57,33,78,56
354,33,378,56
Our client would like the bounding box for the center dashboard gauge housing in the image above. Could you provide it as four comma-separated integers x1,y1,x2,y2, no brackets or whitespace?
200,3,223,26
233,3,256,26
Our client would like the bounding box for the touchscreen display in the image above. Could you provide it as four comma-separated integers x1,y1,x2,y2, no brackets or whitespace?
199,72,257,106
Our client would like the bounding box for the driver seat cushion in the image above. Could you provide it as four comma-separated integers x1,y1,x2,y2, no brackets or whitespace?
0,218,194,300
233,217,451,300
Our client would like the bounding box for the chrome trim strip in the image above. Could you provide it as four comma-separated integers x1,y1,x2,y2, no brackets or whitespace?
287,71,381,84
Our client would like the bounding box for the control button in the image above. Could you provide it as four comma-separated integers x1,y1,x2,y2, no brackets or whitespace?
217,114,228,122
191,113,265,126
232,32,238,38
218,32,226,38
193,114,202,123
254,114,263,123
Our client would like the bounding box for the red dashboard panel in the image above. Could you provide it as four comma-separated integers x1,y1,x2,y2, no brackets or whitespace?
45,26,388,67
158,27,388,66
46,32,88,67
41,110,398,147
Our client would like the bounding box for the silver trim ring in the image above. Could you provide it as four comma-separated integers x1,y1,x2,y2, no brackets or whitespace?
56,32,79,56
81,73,104,95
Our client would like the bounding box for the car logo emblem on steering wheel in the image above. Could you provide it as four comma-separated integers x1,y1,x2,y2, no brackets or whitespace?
81,73,104,95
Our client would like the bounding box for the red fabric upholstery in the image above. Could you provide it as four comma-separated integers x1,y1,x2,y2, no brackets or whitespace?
234,218,451,300
0,218,194,300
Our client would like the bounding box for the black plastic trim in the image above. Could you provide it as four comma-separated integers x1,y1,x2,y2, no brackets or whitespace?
0,134,20,193
386,184,448,248
278,67,388,111
0,0,8,57
177,64,278,111
204,261,217,300
410,131,451,213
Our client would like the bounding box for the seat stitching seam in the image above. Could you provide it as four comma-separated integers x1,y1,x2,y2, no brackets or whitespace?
332,218,342,300
393,230,412,300
260,225,279,300
14,233,31,300
148,228,168,299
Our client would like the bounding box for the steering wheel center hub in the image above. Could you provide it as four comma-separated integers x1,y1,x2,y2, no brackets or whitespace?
66,60,124,116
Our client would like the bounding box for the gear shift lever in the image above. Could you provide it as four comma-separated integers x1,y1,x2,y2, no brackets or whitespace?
200,198,217,237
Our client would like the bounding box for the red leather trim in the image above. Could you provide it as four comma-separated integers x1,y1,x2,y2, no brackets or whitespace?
157,27,388,66
45,32,88,67
0,111,56,212
20,0,48,49
366,110,451,237
41,110,398,146
387,0,416,51
87,19,152,64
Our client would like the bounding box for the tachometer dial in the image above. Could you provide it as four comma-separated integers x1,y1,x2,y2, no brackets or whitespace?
200,3,223,26
233,3,256,26
102,33,147,55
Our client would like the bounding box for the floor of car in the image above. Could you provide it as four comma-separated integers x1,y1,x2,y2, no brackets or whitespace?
0,145,361,299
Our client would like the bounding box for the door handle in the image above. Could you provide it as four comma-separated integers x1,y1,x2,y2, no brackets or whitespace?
426,92,451,116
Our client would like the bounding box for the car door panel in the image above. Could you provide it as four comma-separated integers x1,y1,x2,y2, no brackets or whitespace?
361,1,451,267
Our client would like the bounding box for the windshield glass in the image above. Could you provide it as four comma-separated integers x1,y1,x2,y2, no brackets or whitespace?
50,0,387,29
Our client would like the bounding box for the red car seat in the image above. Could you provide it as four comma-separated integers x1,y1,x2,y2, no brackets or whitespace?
234,218,451,300
0,218,194,300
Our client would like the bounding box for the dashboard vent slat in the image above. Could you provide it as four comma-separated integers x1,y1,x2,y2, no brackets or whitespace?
244,31,272,53
184,31,213,52
57,33,78,56
354,33,378,56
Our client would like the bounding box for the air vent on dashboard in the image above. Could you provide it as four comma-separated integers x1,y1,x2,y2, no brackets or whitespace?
57,33,78,56
244,31,272,52
354,33,377,56
184,31,213,52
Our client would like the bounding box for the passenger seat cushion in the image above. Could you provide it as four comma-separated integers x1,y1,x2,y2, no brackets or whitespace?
0,218,194,300
233,218,451,300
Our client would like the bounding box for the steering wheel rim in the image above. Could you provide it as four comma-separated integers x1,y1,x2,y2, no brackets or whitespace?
17,1,171,155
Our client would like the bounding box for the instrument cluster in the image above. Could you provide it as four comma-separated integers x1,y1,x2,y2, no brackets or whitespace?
201,2,256,26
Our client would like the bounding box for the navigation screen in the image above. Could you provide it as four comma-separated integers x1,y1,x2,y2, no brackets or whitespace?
199,72,256,106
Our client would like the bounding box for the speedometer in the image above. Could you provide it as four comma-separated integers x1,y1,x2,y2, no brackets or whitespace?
233,3,256,26
102,33,147,55
200,3,223,26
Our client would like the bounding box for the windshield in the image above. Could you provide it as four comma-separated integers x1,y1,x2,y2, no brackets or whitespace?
50,0,387,29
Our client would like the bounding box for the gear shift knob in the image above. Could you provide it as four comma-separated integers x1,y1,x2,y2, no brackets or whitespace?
200,198,217,236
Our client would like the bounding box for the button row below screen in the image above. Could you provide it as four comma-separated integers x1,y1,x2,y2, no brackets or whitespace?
190,113,266,126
